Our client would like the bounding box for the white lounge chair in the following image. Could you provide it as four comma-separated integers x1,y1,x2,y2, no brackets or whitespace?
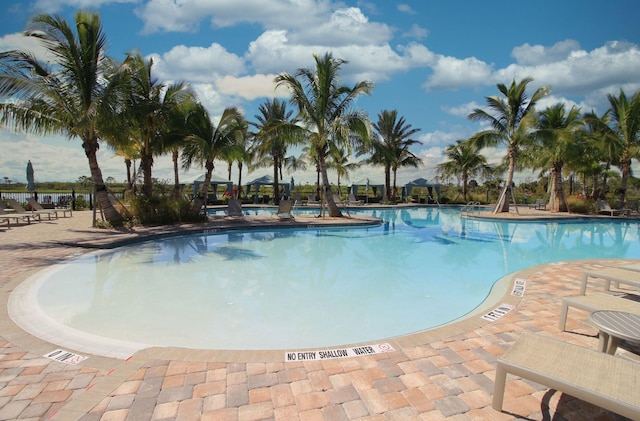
597,199,630,216
225,199,244,217
580,266,640,295
348,194,363,205
559,292,640,331
493,334,640,420
4,198,44,221
275,199,294,220
0,206,33,227
27,198,72,218
307,194,320,205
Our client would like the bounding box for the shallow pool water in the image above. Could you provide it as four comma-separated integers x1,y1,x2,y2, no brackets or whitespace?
21,207,640,350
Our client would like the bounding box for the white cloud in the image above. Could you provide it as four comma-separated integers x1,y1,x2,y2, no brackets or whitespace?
136,0,332,33
424,55,494,91
148,43,245,83
402,24,428,40
397,4,416,14
215,74,289,100
442,101,480,118
511,39,581,65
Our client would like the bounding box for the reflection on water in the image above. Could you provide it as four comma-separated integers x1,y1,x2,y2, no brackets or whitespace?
35,207,639,350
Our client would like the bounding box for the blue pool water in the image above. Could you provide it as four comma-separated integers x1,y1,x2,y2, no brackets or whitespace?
23,207,640,350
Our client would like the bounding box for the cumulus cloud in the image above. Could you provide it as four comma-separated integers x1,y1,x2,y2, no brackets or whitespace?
402,24,428,40
136,0,332,33
494,40,640,96
397,4,416,14
215,74,289,100
148,43,245,82
424,55,494,91
511,39,581,65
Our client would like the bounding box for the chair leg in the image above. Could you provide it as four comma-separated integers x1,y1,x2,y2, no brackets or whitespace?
558,300,570,331
492,363,507,411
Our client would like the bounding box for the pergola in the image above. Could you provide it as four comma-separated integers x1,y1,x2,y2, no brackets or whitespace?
404,178,441,203
245,175,290,203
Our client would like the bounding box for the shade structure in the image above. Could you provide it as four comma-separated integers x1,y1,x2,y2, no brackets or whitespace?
191,173,233,197
26,161,35,192
244,175,290,202
404,177,441,202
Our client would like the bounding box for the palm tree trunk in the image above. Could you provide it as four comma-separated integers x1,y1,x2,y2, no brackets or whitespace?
172,149,181,199
125,158,132,192
384,166,391,201
494,147,516,213
273,157,280,205
236,162,243,199
462,174,468,202
86,143,123,226
392,168,398,200
319,155,341,217
190,161,213,215
616,159,631,207
141,153,153,197
550,163,568,212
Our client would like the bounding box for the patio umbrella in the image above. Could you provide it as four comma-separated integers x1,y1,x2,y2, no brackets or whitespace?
26,160,35,192
290,177,295,191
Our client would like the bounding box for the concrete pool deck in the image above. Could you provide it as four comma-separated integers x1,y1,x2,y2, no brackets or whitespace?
0,208,638,420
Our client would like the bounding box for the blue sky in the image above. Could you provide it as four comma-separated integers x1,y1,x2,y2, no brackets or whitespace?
1,0,639,187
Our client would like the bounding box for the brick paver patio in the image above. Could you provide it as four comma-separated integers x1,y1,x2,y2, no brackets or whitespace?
0,209,637,420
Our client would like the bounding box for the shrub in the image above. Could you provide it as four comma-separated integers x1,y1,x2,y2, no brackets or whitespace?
129,196,206,225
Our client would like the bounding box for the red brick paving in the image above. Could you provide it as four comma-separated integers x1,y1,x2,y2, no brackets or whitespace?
0,210,637,420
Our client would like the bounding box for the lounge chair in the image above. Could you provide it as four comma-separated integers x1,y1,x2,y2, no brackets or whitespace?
275,199,294,220
528,198,546,210
4,198,43,221
0,207,33,227
27,198,72,218
493,334,640,419
597,199,630,216
225,199,244,217
580,266,640,295
559,292,640,331
307,194,320,205
332,194,346,206
347,193,363,205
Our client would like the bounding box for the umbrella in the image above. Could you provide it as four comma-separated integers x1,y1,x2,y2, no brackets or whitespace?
26,161,35,192
290,177,295,191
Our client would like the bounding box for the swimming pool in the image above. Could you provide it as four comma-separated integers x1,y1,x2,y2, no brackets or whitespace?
10,207,640,356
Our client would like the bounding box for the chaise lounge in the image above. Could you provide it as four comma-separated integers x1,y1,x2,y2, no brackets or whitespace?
27,198,72,218
559,292,640,331
580,266,640,295
493,333,640,420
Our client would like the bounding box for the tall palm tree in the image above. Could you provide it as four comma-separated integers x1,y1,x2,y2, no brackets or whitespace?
370,110,422,200
601,90,640,206
0,11,124,225
120,51,195,197
181,104,242,215
530,104,583,212
275,52,373,217
222,116,251,199
437,139,490,202
468,78,548,213
581,110,621,199
250,98,304,204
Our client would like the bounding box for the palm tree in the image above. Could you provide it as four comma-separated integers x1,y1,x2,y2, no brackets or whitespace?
601,90,640,206
437,139,490,202
530,104,583,212
0,11,124,225
222,116,251,199
181,104,243,215
468,78,548,213
250,98,304,204
326,147,360,195
275,52,373,217
370,110,422,200
120,51,195,197
581,110,621,199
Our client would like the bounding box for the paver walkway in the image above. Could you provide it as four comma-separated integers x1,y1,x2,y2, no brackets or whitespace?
0,209,638,420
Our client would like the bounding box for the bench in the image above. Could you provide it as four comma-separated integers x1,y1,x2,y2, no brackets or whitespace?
493,334,640,419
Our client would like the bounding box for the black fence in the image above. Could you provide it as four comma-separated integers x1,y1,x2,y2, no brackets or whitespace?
0,190,109,210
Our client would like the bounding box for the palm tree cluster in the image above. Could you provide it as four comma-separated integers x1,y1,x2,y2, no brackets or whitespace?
439,78,640,213
0,11,424,224
2,11,635,225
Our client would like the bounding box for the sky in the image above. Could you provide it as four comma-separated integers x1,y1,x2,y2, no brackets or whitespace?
1,0,639,188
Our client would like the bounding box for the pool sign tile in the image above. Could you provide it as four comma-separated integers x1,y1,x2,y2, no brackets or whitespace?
285,343,395,361
481,303,514,322
44,349,87,365
511,278,526,297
